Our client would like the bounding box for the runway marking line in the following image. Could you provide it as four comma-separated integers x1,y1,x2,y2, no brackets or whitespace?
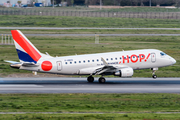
0,85,43,87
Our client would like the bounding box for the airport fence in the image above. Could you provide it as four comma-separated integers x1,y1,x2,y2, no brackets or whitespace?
0,9,180,19
1,34,14,45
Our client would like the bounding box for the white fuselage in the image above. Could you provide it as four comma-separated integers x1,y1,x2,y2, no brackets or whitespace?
20,49,176,75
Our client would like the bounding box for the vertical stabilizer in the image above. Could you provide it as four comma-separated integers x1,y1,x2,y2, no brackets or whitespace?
11,30,42,63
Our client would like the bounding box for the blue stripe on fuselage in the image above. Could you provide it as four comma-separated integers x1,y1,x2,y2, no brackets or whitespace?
16,49,37,63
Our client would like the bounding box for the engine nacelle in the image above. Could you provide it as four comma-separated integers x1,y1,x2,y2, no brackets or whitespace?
114,67,133,77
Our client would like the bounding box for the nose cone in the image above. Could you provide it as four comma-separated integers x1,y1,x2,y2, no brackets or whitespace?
171,58,176,64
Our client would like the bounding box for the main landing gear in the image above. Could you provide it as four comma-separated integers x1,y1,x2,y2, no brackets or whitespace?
87,76,94,83
87,76,106,83
151,68,158,79
98,77,106,83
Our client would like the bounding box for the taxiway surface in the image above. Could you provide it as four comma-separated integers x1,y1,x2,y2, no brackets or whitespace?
0,77,180,93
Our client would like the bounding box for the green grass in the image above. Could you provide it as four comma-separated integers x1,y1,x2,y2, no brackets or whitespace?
1,29,180,34
0,93,180,112
1,113,180,120
100,7,180,12
0,15,180,28
0,35,179,77
1,93,180,119
2,6,180,12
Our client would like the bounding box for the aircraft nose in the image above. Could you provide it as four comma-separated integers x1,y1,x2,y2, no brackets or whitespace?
171,58,176,64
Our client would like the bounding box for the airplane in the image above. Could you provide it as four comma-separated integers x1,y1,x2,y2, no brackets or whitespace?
6,30,176,83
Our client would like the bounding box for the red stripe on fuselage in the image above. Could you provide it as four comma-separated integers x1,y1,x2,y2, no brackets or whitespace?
11,30,41,62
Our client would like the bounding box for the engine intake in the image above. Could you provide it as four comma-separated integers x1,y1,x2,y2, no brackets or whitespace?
114,67,133,77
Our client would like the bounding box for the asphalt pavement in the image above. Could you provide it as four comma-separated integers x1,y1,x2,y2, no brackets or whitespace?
0,77,180,93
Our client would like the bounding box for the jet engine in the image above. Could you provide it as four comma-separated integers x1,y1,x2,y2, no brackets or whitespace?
114,67,133,77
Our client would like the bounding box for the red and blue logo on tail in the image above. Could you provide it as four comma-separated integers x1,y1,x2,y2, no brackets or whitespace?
11,30,41,63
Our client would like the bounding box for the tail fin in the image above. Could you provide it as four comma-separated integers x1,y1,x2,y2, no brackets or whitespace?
11,30,42,63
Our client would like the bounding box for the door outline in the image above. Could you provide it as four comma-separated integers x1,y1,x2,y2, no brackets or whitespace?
57,61,62,71
151,53,156,63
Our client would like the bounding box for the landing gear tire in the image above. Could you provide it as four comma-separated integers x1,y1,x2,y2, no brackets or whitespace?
152,75,157,79
98,77,106,83
87,76,94,83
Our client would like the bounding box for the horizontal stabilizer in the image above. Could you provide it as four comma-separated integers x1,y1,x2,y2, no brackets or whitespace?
5,60,39,68
22,62,39,67
4,60,20,64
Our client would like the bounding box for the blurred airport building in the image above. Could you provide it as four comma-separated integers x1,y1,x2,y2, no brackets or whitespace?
0,0,51,7
0,0,179,7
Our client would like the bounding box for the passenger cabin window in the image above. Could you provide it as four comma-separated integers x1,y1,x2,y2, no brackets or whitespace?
115,58,117,60
106,58,108,61
65,62,67,64
92,60,94,62
83,60,85,63
111,58,113,60
70,62,72,64
120,57,122,59
74,61,76,64
88,60,90,62
97,59,99,62
79,61,81,63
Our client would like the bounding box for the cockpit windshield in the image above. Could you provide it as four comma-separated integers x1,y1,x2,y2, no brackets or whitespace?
160,52,166,56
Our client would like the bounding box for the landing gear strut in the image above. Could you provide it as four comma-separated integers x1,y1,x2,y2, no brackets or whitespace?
151,68,158,79
87,76,94,83
98,77,106,83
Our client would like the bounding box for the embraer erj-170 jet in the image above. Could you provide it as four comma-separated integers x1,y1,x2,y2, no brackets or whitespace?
7,30,176,83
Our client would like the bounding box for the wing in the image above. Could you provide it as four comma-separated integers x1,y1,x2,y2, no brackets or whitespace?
92,57,131,75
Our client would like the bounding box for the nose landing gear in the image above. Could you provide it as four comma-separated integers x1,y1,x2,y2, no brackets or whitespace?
151,68,158,79
152,74,157,79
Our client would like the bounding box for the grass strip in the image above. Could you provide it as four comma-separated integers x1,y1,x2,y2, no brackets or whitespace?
0,15,180,28
1,29,180,34
2,7,180,12
1,113,180,120
0,93,180,113
100,7,180,12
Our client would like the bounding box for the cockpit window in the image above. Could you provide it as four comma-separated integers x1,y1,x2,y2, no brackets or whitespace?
160,52,166,56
